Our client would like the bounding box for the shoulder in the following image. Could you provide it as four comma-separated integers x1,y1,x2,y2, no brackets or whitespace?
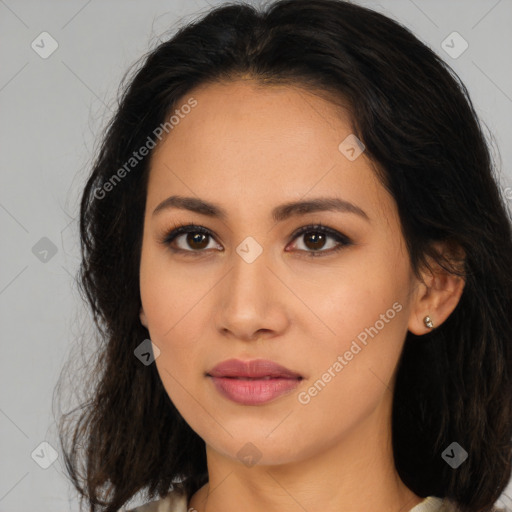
118,489,188,512
410,496,508,512
438,498,508,512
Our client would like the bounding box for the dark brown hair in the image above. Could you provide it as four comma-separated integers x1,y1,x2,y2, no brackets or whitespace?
55,1,512,511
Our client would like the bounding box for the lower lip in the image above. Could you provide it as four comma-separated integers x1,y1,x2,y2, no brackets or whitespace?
209,376,301,405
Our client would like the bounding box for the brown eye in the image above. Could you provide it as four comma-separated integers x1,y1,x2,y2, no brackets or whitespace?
302,232,328,251
288,224,352,257
161,224,220,255
184,232,210,250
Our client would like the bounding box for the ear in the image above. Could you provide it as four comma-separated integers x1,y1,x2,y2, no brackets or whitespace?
408,242,466,335
139,306,148,328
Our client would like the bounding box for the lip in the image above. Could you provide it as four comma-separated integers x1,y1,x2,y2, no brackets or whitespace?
208,358,302,379
207,359,303,405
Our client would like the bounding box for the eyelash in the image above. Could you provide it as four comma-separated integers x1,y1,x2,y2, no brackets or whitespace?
158,221,353,258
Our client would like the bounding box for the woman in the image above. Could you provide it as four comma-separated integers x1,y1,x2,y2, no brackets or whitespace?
57,1,512,511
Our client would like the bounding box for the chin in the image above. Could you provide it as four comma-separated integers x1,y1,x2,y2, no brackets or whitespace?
207,432,314,468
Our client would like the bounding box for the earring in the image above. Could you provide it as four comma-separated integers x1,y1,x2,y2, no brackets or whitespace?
423,315,434,329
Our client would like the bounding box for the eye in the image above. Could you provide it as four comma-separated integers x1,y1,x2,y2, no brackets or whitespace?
159,223,221,256
158,222,352,257
287,223,352,257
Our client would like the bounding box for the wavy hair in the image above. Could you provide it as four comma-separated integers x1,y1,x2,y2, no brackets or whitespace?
56,1,512,511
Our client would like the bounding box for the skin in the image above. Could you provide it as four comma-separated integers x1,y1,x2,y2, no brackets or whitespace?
139,79,465,512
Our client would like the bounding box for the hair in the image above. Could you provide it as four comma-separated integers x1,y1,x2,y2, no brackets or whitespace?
55,1,512,511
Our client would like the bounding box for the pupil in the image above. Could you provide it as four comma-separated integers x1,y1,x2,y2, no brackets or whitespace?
305,232,325,250
188,233,208,249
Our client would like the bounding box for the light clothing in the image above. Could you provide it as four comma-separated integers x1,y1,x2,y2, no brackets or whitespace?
121,492,186,512
120,490,506,512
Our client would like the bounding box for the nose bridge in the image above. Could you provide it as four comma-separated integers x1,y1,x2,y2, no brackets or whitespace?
215,235,286,339
227,237,271,310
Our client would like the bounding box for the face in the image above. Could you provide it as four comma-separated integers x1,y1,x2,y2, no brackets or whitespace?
139,79,423,466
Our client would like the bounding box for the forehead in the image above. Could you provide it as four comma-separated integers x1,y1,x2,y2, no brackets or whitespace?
146,80,389,220
151,79,352,168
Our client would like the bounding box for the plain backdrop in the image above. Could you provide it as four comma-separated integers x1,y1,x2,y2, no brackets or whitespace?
1,0,512,510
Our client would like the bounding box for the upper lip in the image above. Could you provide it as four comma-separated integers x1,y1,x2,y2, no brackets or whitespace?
207,359,302,379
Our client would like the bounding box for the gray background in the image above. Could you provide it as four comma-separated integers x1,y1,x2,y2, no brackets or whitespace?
1,0,511,510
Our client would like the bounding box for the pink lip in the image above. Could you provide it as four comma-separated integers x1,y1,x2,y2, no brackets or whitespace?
207,359,303,405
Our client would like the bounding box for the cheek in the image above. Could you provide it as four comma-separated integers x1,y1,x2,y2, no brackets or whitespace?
140,239,205,336
288,275,408,448
140,279,206,369
296,282,407,396
289,252,410,360
139,245,221,393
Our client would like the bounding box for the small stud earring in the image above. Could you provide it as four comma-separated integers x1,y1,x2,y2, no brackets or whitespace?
423,315,434,329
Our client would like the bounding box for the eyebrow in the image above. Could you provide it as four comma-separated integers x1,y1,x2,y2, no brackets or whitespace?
152,195,369,223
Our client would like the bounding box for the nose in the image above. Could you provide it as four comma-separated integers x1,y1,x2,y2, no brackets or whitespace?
214,246,290,342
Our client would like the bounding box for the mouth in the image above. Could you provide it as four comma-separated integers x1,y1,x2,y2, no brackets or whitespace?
220,376,301,380
206,359,303,405
207,358,303,379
